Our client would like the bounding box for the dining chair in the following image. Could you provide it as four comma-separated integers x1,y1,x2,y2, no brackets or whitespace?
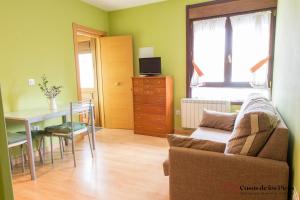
45,100,94,167
7,133,27,173
17,130,48,164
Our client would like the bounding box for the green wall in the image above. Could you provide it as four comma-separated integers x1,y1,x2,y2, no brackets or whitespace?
0,0,108,114
0,88,14,200
109,0,208,128
272,0,300,195
0,0,109,196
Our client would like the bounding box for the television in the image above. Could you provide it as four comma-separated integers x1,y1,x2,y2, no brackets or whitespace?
139,57,161,75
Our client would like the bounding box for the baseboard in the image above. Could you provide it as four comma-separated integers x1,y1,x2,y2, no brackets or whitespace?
293,187,299,200
174,128,195,136
134,131,168,138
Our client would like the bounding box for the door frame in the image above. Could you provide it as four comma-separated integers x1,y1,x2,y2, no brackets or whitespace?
72,23,106,127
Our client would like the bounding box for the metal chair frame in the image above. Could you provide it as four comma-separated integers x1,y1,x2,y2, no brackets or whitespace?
8,140,27,173
46,100,94,167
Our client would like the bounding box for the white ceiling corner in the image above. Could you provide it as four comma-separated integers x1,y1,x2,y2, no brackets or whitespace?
81,0,166,11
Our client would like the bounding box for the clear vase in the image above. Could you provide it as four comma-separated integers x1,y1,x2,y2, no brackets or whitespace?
49,98,57,111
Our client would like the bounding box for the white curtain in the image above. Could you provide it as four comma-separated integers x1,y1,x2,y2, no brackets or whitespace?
231,11,271,87
191,17,226,87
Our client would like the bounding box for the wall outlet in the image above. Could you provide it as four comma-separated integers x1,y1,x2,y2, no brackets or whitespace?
32,126,40,131
293,187,299,200
176,109,181,116
28,79,35,86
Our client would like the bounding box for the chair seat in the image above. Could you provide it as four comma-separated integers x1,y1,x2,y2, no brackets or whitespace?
7,133,27,146
45,122,87,134
17,130,48,138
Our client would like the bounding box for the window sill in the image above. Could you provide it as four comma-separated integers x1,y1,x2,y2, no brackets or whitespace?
191,87,270,103
197,82,251,88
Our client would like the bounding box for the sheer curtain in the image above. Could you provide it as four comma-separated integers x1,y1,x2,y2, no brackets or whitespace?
231,11,271,87
191,17,226,87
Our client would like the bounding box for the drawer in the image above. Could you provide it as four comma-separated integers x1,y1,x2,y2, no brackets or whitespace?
135,125,168,135
134,96,165,105
133,79,143,87
134,105,165,115
143,88,166,96
133,87,144,95
143,79,165,88
134,114,166,125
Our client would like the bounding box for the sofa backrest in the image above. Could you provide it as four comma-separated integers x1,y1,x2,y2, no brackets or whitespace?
257,113,289,161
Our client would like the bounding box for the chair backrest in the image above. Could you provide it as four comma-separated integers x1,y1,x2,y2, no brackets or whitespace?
70,100,93,126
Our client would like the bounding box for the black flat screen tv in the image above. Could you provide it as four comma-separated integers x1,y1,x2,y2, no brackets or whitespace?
139,57,161,75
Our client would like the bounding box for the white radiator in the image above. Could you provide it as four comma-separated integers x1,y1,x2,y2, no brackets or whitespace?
181,98,231,128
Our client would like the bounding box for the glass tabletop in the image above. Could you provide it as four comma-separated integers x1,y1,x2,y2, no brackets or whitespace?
5,103,93,122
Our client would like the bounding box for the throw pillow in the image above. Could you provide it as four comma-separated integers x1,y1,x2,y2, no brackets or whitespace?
200,109,237,131
225,95,278,156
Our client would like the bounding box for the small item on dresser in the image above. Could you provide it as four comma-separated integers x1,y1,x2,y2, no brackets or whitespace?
199,109,237,131
167,134,226,153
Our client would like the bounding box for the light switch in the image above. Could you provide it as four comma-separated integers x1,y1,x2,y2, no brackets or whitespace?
28,79,35,86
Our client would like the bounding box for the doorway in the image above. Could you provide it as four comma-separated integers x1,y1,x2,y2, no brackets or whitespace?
73,24,134,130
73,24,105,127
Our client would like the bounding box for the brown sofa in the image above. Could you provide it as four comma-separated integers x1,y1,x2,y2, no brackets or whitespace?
164,102,289,200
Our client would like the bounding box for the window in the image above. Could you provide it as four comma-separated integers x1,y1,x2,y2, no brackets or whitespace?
192,17,226,83
191,11,272,87
231,12,271,85
186,0,277,99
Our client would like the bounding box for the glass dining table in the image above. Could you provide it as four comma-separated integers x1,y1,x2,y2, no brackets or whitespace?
5,104,96,180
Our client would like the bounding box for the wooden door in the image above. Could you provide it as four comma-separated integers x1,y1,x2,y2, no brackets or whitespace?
77,38,100,126
100,36,134,129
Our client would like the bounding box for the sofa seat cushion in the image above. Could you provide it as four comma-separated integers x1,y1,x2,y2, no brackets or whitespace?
191,127,231,144
225,94,279,156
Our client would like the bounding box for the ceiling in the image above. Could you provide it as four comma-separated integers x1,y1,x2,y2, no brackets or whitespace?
81,0,166,11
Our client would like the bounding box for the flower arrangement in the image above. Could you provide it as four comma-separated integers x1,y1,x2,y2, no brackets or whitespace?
38,75,63,99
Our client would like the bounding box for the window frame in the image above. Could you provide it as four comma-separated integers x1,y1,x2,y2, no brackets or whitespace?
186,0,277,97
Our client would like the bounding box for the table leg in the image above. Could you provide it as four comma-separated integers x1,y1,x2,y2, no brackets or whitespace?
62,115,68,146
25,121,36,180
91,106,96,150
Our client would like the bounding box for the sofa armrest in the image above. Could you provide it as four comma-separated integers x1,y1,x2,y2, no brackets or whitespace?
169,147,289,200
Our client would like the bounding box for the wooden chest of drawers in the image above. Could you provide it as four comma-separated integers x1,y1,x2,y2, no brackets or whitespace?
132,76,174,137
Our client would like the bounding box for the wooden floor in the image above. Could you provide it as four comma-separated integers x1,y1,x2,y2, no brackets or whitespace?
13,129,169,200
